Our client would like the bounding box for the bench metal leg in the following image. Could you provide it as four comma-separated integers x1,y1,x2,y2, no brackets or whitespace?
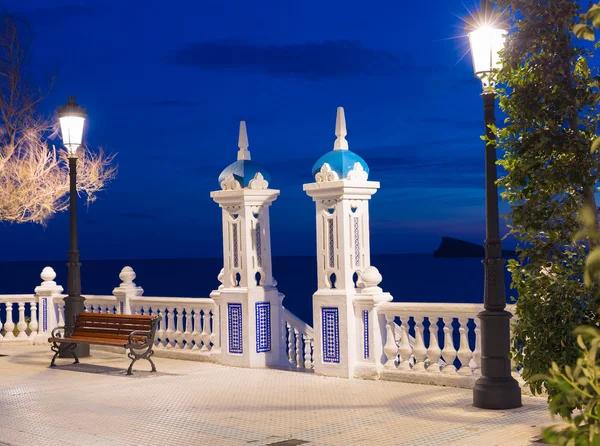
50,342,78,367
127,348,156,375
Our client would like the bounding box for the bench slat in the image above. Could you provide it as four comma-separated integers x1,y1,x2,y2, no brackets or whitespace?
75,321,152,331
79,313,154,320
48,336,128,347
77,316,153,324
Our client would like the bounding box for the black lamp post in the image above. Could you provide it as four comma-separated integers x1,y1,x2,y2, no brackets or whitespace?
57,96,89,358
467,4,521,409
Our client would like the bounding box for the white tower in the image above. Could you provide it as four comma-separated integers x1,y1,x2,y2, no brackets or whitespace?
210,122,283,368
304,107,390,378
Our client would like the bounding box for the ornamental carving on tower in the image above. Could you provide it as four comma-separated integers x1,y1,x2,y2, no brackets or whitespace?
315,163,339,183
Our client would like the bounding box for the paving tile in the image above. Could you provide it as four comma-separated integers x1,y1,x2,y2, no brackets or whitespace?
0,345,553,446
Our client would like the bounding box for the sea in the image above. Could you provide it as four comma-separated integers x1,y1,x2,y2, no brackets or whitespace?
0,254,515,325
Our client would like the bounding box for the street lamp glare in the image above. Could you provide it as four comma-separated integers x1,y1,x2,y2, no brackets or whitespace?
468,25,507,86
57,96,87,157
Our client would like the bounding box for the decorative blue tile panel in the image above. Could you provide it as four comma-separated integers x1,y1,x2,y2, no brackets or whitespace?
328,219,335,268
363,310,369,359
120,301,124,314
255,302,271,353
322,307,340,363
228,303,243,354
354,217,361,267
232,223,239,268
256,223,262,267
42,298,47,332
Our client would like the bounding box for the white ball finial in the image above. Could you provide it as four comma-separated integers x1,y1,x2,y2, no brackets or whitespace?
334,106,348,151
361,266,382,288
237,121,251,161
119,266,136,288
41,266,56,283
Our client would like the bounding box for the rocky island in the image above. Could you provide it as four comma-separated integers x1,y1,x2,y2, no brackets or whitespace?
433,236,516,258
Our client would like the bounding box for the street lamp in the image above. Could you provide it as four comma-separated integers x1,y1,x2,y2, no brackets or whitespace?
57,96,89,358
468,6,521,409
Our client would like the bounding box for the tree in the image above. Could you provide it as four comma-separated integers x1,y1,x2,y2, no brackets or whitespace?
494,0,600,396
0,15,115,225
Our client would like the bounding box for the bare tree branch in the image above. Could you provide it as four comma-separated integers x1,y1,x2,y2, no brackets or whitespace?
0,14,116,225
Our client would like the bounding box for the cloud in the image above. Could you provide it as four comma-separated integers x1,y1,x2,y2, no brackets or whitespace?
151,100,203,107
118,212,158,221
166,40,417,80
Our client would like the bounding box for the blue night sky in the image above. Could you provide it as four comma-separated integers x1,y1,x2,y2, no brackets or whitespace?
0,0,508,261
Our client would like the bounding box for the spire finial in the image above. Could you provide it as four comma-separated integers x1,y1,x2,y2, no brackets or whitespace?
237,121,250,161
334,106,348,151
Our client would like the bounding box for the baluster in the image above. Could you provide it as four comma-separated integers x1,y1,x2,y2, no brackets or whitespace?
16,302,27,338
190,309,201,350
57,303,65,327
179,308,191,349
441,318,457,373
473,317,482,375
155,308,166,348
457,317,472,375
286,322,294,364
398,317,412,370
426,317,442,372
0,303,4,335
303,336,313,369
200,310,211,351
28,301,39,336
165,307,176,348
4,303,15,338
210,309,219,349
383,314,398,369
294,328,302,368
412,316,427,371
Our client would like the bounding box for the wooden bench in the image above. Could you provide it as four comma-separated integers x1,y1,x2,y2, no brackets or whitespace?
48,312,161,375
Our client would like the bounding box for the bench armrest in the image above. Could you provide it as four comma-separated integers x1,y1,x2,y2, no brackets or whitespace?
50,325,67,339
127,330,151,347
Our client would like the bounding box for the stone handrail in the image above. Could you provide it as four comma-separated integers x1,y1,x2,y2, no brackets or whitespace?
282,307,314,370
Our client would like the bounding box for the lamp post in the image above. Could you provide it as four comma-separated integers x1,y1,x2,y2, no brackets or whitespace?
57,96,89,358
468,4,521,409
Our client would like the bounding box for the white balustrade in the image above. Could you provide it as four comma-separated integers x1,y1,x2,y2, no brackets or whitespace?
0,296,38,341
377,303,484,378
282,308,314,370
130,297,217,354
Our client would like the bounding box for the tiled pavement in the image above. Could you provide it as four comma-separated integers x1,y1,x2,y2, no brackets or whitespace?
0,345,554,446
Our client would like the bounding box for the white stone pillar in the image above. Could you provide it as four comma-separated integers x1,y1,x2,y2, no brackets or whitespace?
113,266,144,314
209,121,283,368
33,267,63,345
303,106,382,379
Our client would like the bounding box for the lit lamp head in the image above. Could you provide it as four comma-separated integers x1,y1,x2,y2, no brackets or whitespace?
468,24,507,89
57,96,87,158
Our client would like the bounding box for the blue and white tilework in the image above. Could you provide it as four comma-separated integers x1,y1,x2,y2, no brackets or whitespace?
353,217,360,267
322,307,340,363
363,310,369,359
120,301,124,314
255,223,262,267
228,303,243,354
328,219,335,268
232,223,239,268
255,302,271,353
42,298,47,332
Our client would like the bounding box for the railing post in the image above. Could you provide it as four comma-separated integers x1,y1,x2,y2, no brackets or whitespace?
33,267,63,345
353,267,393,377
112,266,143,315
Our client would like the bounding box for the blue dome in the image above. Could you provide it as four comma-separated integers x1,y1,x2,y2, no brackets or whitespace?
218,160,271,188
311,150,369,179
